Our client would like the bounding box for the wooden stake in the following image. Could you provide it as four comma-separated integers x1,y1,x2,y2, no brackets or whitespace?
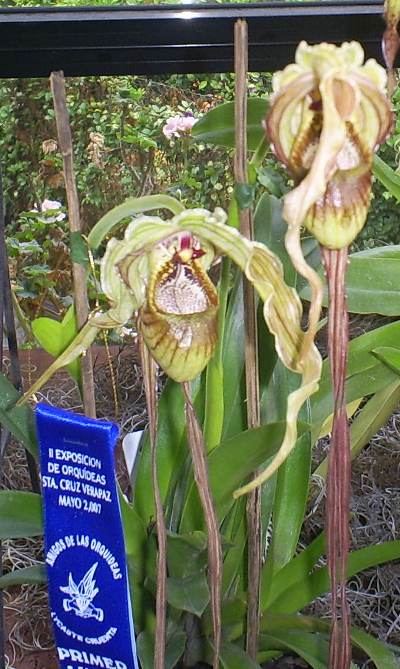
50,71,96,418
139,340,167,669
234,19,262,660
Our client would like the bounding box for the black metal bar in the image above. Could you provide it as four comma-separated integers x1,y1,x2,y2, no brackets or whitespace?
0,178,40,491
0,1,387,77
2,259,41,490
0,166,5,669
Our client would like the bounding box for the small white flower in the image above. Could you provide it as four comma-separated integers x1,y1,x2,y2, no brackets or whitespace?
39,199,66,223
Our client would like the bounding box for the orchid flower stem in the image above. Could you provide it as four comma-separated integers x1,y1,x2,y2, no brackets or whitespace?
139,339,167,669
322,246,351,669
182,381,222,669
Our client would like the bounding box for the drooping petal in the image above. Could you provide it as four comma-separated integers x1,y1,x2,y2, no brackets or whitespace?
168,209,322,492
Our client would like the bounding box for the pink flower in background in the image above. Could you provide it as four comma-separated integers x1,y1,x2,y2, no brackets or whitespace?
163,112,197,139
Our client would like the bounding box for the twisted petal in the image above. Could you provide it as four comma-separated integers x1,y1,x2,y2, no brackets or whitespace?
98,206,321,484
167,210,322,493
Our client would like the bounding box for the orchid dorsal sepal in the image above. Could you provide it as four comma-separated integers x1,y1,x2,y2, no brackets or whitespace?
87,195,185,250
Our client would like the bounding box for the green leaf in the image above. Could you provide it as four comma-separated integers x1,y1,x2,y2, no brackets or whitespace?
261,532,325,611
0,565,46,588
0,491,43,538
70,231,89,268
234,182,256,210
181,422,307,531
373,346,400,375
220,270,246,439
32,318,63,358
192,98,267,151
373,154,400,201
269,541,400,613
181,422,284,530
262,432,311,592
261,614,400,669
314,379,400,478
259,630,329,669
119,488,148,627
219,642,262,669
31,306,80,383
0,373,38,458
254,192,295,286
133,379,186,525
167,572,209,616
301,245,400,315
350,627,400,669
256,167,287,198
167,531,207,579
310,320,400,436
137,630,186,669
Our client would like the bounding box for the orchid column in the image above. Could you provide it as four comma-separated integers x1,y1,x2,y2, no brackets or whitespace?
267,42,393,669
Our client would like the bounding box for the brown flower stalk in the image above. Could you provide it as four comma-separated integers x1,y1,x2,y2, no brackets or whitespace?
139,339,167,669
323,247,351,668
182,381,222,669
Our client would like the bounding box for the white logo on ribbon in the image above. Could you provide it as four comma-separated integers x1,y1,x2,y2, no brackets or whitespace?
60,562,104,622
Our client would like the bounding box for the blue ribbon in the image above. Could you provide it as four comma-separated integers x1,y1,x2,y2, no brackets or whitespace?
36,403,139,669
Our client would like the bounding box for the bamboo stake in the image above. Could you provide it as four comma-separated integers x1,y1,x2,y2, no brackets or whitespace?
50,71,96,418
139,340,167,669
234,19,262,660
182,382,222,669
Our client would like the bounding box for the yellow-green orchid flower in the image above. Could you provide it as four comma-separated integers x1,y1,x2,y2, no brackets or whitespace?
17,203,321,495
267,41,393,250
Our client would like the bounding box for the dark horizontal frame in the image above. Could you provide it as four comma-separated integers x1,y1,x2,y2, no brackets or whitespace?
0,1,386,78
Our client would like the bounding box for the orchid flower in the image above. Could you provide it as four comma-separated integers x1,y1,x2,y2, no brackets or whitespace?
162,113,197,140
268,41,392,251
17,200,322,493
266,41,393,669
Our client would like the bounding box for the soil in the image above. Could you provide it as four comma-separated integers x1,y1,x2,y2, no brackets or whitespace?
2,322,400,668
